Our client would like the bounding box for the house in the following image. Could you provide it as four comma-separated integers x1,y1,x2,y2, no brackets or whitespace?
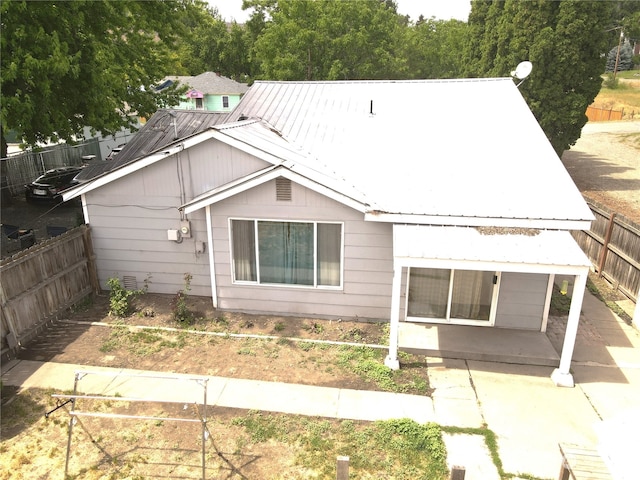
64,79,593,387
161,72,249,112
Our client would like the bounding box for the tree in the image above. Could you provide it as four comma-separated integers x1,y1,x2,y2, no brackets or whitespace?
606,39,634,72
464,0,613,155
250,0,406,80
0,0,201,158
402,18,468,79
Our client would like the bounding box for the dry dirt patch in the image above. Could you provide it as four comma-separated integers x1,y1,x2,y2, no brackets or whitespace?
14,293,431,394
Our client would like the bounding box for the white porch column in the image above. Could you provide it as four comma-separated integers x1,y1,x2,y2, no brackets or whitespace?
551,271,588,387
384,262,403,370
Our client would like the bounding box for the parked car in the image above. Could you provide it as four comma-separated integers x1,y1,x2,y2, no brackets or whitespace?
25,166,83,203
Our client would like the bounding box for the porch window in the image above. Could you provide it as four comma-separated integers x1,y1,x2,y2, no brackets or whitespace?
408,268,495,322
231,219,342,287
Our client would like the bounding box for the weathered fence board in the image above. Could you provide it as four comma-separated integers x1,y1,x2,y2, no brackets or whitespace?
1,138,100,197
572,201,640,302
0,226,99,358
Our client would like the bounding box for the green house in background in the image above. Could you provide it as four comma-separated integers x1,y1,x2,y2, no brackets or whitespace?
166,72,249,112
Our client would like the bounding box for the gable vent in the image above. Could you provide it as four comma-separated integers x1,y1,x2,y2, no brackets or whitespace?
276,177,292,201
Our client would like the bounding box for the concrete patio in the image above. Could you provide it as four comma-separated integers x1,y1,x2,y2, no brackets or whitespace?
398,322,560,367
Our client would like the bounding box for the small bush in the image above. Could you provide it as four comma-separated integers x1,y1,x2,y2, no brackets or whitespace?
107,277,147,317
172,273,193,323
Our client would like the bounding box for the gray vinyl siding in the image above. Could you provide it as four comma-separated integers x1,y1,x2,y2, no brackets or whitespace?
495,272,549,330
210,179,394,320
85,139,269,295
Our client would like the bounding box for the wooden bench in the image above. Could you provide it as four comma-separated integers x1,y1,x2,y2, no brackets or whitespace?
558,443,613,480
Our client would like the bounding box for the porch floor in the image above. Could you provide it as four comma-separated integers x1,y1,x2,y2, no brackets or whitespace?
398,322,560,367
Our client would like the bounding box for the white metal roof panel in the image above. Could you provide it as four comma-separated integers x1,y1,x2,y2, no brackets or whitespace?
227,79,593,225
393,224,592,269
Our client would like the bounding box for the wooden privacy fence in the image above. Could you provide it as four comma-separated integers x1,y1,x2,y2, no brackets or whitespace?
572,202,640,302
586,106,624,122
0,225,99,358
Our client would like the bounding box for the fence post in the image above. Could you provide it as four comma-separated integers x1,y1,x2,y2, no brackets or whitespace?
450,466,466,479
82,226,101,294
597,212,616,277
336,456,349,480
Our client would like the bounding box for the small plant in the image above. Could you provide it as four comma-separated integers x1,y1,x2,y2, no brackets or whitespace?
107,277,147,317
302,321,325,334
172,273,193,323
273,321,285,332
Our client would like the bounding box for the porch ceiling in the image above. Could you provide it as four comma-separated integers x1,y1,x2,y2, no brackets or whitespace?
393,225,591,274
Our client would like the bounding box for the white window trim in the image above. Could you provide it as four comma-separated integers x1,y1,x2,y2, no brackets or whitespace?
405,267,501,327
229,217,344,290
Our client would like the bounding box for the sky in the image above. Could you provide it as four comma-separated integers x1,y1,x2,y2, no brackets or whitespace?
211,0,472,23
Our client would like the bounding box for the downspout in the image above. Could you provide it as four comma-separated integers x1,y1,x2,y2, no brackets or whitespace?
384,260,403,370
205,205,218,309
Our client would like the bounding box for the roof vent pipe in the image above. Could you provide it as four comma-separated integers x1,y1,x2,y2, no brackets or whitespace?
369,100,375,116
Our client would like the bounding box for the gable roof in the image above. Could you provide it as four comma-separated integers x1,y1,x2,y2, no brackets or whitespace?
75,109,229,182
225,79,593,227
167,72,249,95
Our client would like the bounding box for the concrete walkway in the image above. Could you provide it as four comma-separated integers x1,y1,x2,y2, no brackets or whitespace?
2,289,639,479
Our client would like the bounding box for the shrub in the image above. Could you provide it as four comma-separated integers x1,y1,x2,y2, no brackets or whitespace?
107,277,147,317
172,273,193,323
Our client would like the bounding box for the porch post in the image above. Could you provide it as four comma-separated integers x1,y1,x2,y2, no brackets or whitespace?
385,261,402,370
551,271,587,387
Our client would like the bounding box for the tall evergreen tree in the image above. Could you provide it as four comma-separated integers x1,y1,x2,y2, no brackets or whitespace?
606,39,634,72
464,0,613,155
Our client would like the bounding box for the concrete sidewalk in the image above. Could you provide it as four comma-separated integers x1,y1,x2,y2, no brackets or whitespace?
2,289,639,479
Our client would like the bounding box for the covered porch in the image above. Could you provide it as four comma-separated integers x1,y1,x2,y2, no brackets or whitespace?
398,322,560,366
384,225,592,387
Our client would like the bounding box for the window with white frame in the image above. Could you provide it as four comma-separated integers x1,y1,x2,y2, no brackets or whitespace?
408,268,497,322
231,219,342,287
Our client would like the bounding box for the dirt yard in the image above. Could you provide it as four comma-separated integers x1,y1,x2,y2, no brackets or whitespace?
561,120,640,224
12,293,430,394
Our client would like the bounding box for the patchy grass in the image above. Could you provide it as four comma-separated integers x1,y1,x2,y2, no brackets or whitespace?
1,389,449,479
232,411,449,479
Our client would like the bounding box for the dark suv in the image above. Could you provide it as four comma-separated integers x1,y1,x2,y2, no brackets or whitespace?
25,166,83,203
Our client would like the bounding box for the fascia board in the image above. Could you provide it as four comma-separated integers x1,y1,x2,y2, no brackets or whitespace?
208,129,290,166
183,167,367,215
365,212,592,231
62,130,219,202
393,256,591,276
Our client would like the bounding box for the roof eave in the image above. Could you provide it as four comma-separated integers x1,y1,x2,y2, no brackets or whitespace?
365,212,593,230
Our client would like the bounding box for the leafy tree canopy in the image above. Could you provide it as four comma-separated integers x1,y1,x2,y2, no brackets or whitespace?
464,0,613,155
249,0,407,80
0,0,204,156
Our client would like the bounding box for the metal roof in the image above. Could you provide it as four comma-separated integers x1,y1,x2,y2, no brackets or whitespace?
75,109,229,181
393,225,591,272
226,79,593,224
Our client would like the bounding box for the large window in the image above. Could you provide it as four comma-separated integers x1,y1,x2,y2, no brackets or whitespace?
231,219,342,287
408,268,496,323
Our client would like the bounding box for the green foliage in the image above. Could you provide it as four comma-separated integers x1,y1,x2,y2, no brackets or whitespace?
337,346,430,394
107,277,146,317
464,0,614,155
252,0,407,80
0,0,196,154
172,273,193,323
232,411,449,479
606,39,635,72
